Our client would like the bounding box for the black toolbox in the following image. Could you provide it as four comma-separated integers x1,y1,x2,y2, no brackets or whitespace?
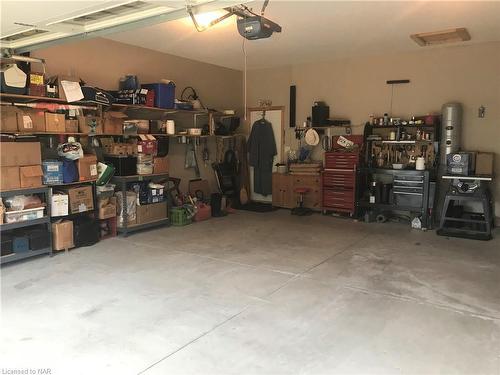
27,225,51,250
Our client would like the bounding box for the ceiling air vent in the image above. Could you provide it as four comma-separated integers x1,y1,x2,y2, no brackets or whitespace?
410,28,471,46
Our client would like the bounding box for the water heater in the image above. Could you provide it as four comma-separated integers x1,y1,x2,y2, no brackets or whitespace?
441,102,462,163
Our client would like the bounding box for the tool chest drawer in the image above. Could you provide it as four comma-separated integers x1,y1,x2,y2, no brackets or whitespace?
324,152,359,169
323,189,354,201
322,170,355,187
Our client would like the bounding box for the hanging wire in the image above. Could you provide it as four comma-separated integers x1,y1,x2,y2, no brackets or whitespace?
242,34,247,120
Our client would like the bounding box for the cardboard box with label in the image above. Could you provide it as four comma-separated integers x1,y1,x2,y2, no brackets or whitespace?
20,165,43,188
475,152,494,175
51,193,69,217
153,156,169,174
18,108,46,133
137,135,157,154
52,220,75,251
98,196,117,219
65,185,94,214
65,119,79,133
58,75,83,102
103,111,126,134
45,113,66,133
77,154,98,181
0,142,42,167
0,106,20,132
0,166,20,190
78,115,103,134
136,202,167,224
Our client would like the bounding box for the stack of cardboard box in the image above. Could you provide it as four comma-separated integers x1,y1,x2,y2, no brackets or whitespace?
0,142,43,191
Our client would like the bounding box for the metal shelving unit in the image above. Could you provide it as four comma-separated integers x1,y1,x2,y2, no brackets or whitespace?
0,186,52,265
111,173,170,236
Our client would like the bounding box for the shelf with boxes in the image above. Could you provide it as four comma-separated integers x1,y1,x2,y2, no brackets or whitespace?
0,186,52,264
111,173,170,236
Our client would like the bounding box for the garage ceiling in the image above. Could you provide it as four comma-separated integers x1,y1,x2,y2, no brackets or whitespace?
2,1,500,71
0,0,246,53
106,0,500,70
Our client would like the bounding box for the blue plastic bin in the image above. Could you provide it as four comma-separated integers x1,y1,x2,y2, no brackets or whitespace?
42,160,64,185
142,82,175,109
13,236,29,252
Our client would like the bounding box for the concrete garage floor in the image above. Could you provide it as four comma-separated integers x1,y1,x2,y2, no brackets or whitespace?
1,210,500,375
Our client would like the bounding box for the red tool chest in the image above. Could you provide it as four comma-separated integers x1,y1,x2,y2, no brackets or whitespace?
322,136,363,215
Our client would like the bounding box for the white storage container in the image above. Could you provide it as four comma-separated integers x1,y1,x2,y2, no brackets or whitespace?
5,207,45,223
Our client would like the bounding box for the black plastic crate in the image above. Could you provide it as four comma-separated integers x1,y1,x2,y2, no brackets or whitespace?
1,233,13,256
27,225,51,250
104,155,137,176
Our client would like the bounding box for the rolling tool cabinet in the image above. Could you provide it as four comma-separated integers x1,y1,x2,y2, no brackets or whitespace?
321,136,363,216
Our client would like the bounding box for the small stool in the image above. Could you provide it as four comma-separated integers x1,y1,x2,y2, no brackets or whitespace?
291,187,313,216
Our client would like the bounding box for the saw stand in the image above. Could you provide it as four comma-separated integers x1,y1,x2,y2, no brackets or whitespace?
437,175,494,240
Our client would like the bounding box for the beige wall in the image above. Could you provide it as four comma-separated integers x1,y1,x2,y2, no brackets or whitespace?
32,38,243,192
247,42,500,216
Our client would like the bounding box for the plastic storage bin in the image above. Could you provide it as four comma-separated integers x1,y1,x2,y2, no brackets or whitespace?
142,83,175,109
13,236,29,252
1,233,13,256
27,226,51,250
5,207,45,223
170,207,192,226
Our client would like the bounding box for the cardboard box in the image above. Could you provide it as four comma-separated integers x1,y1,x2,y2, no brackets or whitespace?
1,106,21,132
52,220,75,251
51,193,69,217
0,166,20,190
475,152,494,175
0,142,42,167
153,156,169,174
19,165,43,188
77,154,98,181
65,119,79,133
18,108,46,132
78,115,103,134
65,185,94,214
137,134,157,154
103,111,126,134
57,75,81,102
45,113,66,133
98,196,116,219
136,202,167,224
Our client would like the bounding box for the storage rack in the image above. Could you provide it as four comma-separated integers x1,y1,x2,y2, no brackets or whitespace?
358,121,440,228
47,180,98,222
357,168,433,228
111,173,170,236
0,93,217,138
0,186,52,264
